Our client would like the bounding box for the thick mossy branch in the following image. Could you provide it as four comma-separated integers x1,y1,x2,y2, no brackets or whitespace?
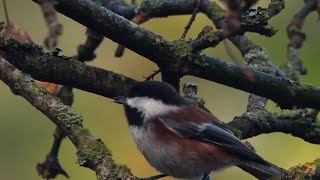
228,110,320,144
184,55,320,109
0,58,137,180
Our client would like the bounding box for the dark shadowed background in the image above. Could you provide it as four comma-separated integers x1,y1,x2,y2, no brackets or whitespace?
0,0,320,179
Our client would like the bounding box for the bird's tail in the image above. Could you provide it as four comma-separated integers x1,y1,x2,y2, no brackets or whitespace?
237,161,286,180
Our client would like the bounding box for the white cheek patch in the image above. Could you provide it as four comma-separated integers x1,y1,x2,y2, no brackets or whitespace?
126,97,179,120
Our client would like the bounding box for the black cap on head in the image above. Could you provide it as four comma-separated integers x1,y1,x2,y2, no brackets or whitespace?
129,81,189,106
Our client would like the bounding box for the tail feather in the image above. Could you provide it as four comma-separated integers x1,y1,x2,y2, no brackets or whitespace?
238,161,286,180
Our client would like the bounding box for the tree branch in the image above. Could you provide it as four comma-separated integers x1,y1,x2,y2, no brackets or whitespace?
0,38,137,98
19,1,316,109
1,0,319,179
282,0,317,79
190,5,280,52
2,35,320,109
0,58,138,180
228,109,320,144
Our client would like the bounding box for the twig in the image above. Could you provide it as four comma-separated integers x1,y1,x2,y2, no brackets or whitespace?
37,127,69,179
2,0,10,23
39,0,63,50
144,69,161,81
281,0,318,119
181,0,204,39
281,0,316,79
37,86,74,179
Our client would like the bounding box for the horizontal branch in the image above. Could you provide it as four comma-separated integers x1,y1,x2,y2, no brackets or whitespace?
0,58,137,180
228,110,320,144
184,55,320,109
0,38,137,98
2,37,320,110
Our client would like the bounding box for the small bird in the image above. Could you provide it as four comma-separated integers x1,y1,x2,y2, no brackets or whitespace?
114,81,284,180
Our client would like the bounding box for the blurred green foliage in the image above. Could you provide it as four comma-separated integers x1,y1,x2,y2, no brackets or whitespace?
0,0,320,179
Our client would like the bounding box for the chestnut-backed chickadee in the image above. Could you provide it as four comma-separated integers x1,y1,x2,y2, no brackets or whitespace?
114,81,283,180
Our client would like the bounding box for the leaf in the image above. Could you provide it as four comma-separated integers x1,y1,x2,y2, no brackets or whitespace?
36,81,61,95
0,22,32,41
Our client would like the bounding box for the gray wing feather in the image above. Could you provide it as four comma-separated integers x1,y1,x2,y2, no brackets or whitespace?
161,118,268,165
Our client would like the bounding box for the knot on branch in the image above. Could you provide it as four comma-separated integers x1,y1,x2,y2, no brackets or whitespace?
182,82,209,112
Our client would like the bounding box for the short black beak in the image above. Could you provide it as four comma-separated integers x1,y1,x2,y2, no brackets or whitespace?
113,96,127,104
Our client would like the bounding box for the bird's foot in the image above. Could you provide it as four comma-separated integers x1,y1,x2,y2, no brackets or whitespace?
139,174,167,180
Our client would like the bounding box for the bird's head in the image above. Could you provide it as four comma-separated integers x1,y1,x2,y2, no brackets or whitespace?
114,81,189,126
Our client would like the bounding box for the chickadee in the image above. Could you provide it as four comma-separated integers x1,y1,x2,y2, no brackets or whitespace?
114,81,284,180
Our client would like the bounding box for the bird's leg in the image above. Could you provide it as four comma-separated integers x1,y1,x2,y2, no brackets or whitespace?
202,172,211,180
139,174,167,180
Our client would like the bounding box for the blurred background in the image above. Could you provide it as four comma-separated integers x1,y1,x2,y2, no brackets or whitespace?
0,0,320,179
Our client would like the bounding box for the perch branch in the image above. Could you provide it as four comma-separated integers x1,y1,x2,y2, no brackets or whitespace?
228,110,320,144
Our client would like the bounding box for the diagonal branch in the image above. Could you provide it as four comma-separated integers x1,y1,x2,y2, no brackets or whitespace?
0,58,137,180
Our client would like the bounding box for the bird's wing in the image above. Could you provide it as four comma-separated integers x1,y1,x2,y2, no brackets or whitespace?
160,106,268,165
